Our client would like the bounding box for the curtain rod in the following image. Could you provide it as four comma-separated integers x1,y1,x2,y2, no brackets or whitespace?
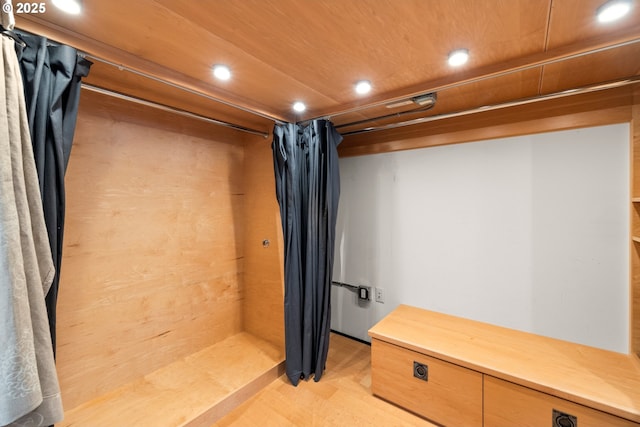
14,27,286,129
82,84,271,138
341,76,640,137
82,53,287,126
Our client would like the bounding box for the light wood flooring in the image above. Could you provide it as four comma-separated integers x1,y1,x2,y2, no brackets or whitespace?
214,333,436,427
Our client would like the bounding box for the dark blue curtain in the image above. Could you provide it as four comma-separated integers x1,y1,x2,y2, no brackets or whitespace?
272,119,342,385
15,31,92,356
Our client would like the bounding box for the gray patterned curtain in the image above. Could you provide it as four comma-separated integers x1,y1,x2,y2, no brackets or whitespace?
272,119,342,385
14,29,92,356
0,9,63,425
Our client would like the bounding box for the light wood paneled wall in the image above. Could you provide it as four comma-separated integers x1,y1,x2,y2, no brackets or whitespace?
632,85,640,357
57,90,246,410
242,136,285,351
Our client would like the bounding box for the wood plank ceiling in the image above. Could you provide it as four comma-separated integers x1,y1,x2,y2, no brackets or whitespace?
15,0,640,138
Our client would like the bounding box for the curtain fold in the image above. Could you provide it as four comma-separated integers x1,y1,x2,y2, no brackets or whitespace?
0,26,63,427
272,119,342,385
14,30,92,355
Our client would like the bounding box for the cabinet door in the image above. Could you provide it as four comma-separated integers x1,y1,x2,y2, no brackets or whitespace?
371,339,482,427
484,376,639,427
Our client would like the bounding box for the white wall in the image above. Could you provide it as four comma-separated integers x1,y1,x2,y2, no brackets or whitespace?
331,124,630,353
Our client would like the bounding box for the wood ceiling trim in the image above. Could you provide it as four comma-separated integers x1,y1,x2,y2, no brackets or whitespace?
338,86,634,157
15,15,290,123
337,105,628,157
308,26,640,121
341,78,639,139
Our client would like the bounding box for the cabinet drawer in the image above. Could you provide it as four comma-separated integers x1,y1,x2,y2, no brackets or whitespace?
371,339,482,427
484,376,640,427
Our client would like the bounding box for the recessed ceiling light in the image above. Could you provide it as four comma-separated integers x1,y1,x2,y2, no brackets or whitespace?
355,80,372,95
212,65,231,81
293,101,306,113
448,49,469,67
596,0,632,22
52,0,82,14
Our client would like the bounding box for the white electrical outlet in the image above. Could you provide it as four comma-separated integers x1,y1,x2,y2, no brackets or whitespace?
375,287,385,303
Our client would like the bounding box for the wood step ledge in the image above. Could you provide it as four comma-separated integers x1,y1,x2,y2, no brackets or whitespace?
59,332,285,427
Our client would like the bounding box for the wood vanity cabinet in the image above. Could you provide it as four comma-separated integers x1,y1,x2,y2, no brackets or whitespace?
369,305,640,427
